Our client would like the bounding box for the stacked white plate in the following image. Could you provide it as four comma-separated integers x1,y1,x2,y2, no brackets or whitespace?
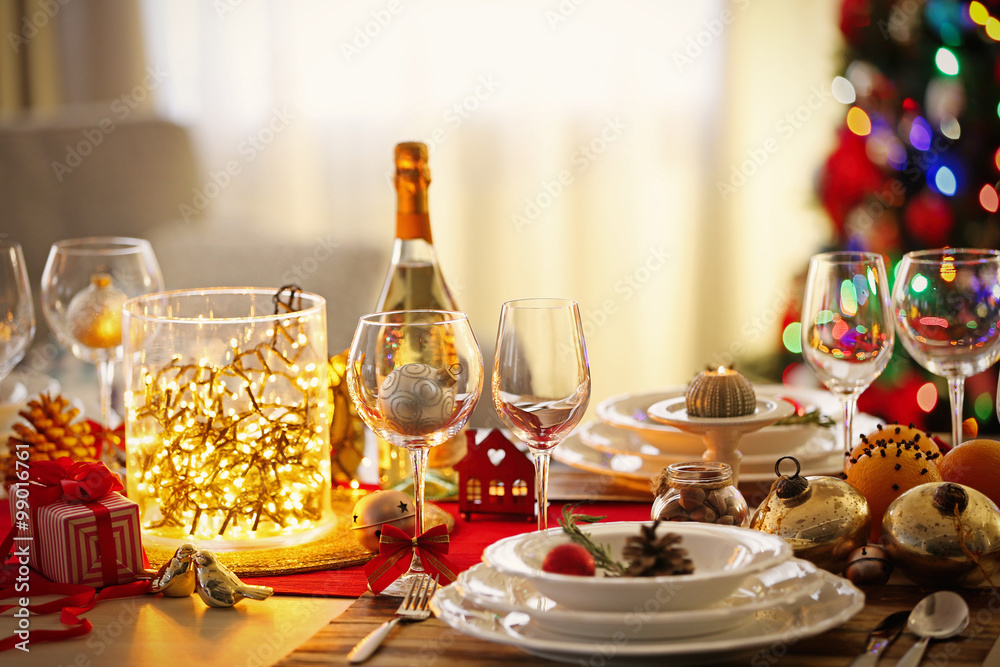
551,384,881,485
430,522,865,664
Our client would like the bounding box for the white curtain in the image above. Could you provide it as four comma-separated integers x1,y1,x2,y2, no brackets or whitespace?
140,0,842,402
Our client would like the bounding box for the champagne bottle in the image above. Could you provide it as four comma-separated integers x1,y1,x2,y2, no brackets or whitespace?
376,142,465,499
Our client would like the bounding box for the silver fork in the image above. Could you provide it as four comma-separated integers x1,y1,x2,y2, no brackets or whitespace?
347,575,439,664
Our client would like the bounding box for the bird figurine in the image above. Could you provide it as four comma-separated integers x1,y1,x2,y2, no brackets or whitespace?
192,549,274,608
149,543,198,597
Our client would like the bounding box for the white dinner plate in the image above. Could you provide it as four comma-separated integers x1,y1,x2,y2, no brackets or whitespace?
430,567,864,665
454,559,824,641
550,427,869,484
597,384,850,457
578,420,836,468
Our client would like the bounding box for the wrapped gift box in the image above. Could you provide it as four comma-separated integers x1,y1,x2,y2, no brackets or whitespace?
11,491,144,587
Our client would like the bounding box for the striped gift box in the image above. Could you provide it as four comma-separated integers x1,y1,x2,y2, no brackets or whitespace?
14,491,143,587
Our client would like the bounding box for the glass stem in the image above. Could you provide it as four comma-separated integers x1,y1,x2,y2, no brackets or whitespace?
408,446,429,573
96,358,115,429
532,449,551,531
947,376,965,447
838,394,857,472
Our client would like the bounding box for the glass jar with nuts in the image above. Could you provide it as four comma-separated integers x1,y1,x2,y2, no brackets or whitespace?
651,461,749,527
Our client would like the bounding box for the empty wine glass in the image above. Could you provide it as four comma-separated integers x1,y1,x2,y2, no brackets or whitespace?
492,298,590,531
0,241,35,383
801,252,894,465
41,237,163,455
893,248,1000,447
347,310,483,596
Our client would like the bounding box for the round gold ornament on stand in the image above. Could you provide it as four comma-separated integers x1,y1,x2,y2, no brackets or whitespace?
750,456,871,573
66,272,127,348
882,481,1000,587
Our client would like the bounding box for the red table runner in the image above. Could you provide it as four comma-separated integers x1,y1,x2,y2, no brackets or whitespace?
1,498,650,597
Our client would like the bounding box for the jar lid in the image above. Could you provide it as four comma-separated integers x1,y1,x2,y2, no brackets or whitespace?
660,461,733,491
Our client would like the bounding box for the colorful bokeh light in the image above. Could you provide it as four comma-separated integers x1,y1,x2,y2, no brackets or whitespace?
831,76,856,104
846,107,871,136
782,322,802,354
935,48,960,76
916,382,938,412
970,1,990,25
980,184,999,213
910,117,932,150
974,393,994,421
934,166,957,195
988,17,1000,41
911,273,929,293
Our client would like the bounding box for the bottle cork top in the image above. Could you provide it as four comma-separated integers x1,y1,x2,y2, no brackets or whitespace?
395,142,428,169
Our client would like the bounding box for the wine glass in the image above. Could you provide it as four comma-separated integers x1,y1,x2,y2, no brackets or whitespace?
492,298,590,531
41,237,163,458
347,310,483,596
0,241,35,383
801,252,894,466
893,248,1000,447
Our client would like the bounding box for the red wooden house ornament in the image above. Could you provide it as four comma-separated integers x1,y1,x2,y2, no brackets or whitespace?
456,429,535,521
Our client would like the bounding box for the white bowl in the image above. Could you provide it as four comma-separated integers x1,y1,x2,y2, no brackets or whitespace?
482,521,792,612
455,559,823,640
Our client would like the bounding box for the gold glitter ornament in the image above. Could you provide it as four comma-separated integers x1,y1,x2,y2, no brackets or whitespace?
750,456,871,573
328,350,366,483
882,481,1000,587
66,272,127,349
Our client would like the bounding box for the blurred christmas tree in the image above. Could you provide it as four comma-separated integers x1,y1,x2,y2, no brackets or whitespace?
779,0,1000,432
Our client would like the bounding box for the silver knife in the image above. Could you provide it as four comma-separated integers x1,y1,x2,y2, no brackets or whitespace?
985,630,1000,667
848,610,909,667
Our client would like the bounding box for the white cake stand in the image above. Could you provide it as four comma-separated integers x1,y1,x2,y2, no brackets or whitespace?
646,397,795,484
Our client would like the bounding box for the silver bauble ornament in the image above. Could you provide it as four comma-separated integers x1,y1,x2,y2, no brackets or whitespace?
350,490,417,552
882,481,1000,587
377,363,457,436
750,456,871,573
66,272,127,349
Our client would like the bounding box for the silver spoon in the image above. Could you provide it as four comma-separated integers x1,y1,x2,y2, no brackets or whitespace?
896,591,970,667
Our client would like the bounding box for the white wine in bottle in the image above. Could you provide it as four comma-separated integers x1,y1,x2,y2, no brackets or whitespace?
376,142,465,499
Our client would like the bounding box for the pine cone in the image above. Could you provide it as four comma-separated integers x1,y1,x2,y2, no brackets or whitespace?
1,393,98,485
622,521,694,577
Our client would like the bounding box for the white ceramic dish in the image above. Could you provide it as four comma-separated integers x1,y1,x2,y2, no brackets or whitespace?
455,559,824,641
552,428,856,484
431,567,864,665
578,420,836,467
482,521,792,612
597,384,842,456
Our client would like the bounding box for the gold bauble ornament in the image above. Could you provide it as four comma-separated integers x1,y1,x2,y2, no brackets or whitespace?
685,367,755,417
882,481,1000,587
328,350,366,483
750,456,871,573
66,272,127,349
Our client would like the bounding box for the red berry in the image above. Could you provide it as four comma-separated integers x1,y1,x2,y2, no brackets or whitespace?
541,543,596,576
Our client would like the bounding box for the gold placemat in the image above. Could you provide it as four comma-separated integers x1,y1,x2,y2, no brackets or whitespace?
143,489,455,576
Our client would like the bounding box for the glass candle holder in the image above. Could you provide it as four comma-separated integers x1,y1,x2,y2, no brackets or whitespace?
123,288,334,550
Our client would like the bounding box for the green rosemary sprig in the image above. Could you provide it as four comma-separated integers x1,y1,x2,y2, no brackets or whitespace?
557,503,627,576
776,409,835,428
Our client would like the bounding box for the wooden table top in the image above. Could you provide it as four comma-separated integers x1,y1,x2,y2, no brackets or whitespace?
279,584,1000,666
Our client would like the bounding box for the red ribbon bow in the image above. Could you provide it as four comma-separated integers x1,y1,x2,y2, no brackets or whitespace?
363,524,457,595
29,458,124,504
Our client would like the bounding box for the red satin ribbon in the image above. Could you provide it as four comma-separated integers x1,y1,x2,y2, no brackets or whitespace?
0,580,151,652
363,524,457,595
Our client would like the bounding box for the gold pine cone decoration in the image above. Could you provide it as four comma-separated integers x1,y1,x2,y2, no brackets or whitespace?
685,368,756,418
2,393,98,485
328,350,366,483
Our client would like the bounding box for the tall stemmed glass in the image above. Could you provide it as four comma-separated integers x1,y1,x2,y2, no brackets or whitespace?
0,242,35,383
492,298,590,531
801,252,894,466
41,237,163,455
347,310,483,596
893,249,1000,447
